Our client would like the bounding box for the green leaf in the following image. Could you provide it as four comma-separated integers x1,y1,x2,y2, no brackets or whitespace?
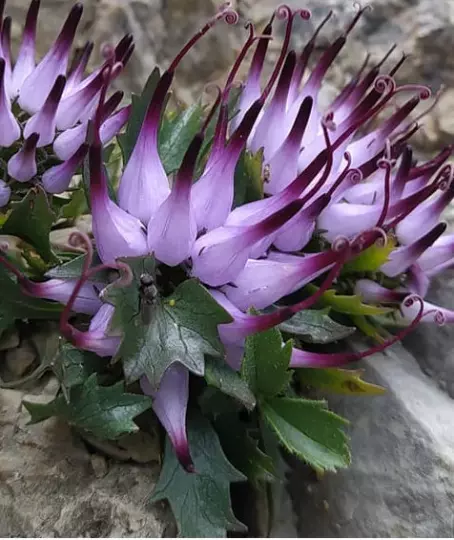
151,412,246,537
159,103,204,174
278,308,356,343
45,252,109,283
307,285,393,316
119,68,161,164
104,257,232,390
1,186,57,263
199,387,243,417
299,367,386,395
205,356,256,411
241,325,292,399
52,342,107,402
59,189,88,219
233,149,264,208
262,397,350,471
0,264,62,321
342,237,396,274
216,416,276,486
23,374,152,439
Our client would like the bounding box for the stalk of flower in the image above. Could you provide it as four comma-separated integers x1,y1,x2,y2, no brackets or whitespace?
0,0,133,196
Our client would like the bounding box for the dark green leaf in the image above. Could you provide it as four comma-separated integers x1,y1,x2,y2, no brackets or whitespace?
159,103,204,174
119,68,161,164
199,387,243,417
23,374,152,439
151,412,246,537
53,342,107,401
241,325,292,399
299,367,386,395
2,186,57,263
60,189,88,219
216,416,276,486
104,257,232,390
233,149,264,208
262,397,350,471
278,308,355,343
205,356,256,411
45,252,109,283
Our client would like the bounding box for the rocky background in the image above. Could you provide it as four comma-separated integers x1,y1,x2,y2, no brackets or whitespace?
1,0,454,537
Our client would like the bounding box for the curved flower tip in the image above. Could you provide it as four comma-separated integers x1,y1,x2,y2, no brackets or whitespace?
147,134,203,266
140,364,194,472
18,2,84,114
8,133,39,182
43,143,89,194
118,72,173,224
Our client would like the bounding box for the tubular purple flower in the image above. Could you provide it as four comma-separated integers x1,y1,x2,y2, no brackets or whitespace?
89,68,148,264
1,16,12,95
396,169,454,244
210,239,351,346
10,0,39,97
148,134,203,266
100,104,131,146
264,96,313,195
0,58,20,146
118,72,172,224
418,233,454,273
222,247,339,310
400,298,452,324
140,365,193,472
191,199,307,286
192,100,262,232
24,75,66,146
0,179,10,206
72,303,121,357
381,222,447,277
63,41,94,97
249,50,297,160
354,279,406,304
8,133,38,182
273,193,331,252
42,143,89,194
0,252,102,315
19,3,83,113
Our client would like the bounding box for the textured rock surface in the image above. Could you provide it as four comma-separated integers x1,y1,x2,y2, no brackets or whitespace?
281,342,454,537
0,383,171,537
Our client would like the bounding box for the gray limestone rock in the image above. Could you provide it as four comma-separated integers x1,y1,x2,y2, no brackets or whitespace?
0,386,171,537
278,342,454,537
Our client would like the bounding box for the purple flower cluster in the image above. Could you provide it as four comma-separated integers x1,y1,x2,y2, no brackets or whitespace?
0,0,131,200
4,3,454,469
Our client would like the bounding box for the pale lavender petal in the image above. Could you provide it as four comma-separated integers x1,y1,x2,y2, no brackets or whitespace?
42,143,88,194
0,179,10,206
140,364,193,471
0,59,20,146
8,133,38,182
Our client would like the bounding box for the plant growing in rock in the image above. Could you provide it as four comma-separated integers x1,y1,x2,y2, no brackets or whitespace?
0,1,453,536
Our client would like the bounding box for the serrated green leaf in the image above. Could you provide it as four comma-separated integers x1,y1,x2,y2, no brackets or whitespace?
241,325,292,399
1,186,57,263
342,237,396,274
205,356,256,411
60,189,88,219
151,412,246,537
308,285,393,315
23,374,152,439
233,149,264,208
278,308,356,343
299,367,386,395
52,342,107,402
104,257,232,390
216,415,276,486
119,67,161,164
262,397,350,471
45,252,109,283
159,103,204,174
